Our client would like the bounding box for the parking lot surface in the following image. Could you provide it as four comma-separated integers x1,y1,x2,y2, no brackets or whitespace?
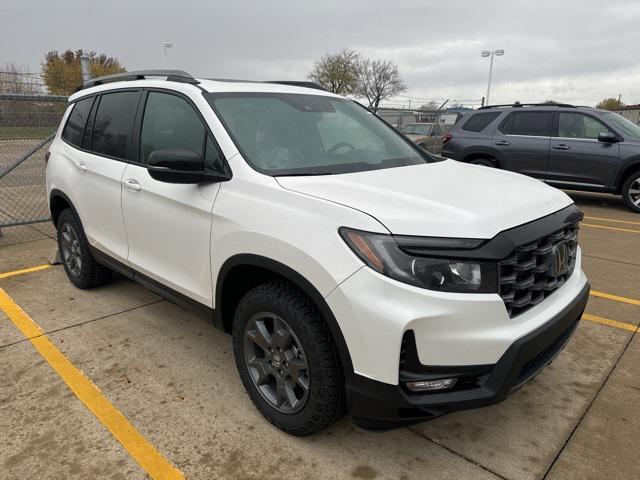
1,190,639,480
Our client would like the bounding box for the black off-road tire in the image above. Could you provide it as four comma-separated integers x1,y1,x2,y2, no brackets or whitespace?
621,172,640,213
232,280,346,436
56,208,112,289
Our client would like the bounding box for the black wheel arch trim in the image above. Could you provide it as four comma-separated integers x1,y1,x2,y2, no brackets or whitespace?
49,189,80,226
615,158,640,191
215,254,355,381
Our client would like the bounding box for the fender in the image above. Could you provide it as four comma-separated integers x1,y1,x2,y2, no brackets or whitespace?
613,156,640,190
48,188,80,226
460,145,501,163
215,253,355,380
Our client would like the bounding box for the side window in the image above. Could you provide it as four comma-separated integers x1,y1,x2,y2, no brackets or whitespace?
140,92,205,164
462,112,501,132
62,97,94,147
91,91,140,160
500,112,552,137
558,113,611,139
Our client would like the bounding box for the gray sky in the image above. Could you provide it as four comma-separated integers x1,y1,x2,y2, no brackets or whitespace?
3,0,640,107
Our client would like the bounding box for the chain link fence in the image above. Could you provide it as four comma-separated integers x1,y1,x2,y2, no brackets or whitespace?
0,94,67,235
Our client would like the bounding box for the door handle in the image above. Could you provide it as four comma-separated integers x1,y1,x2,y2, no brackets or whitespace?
123,178,141,191
494,140,510,146
76,161,87,173
552,144,570,150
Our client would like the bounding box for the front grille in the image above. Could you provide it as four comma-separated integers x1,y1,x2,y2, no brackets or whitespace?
499,223,579,317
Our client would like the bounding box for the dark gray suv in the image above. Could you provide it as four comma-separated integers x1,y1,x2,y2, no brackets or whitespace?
442,102,640,212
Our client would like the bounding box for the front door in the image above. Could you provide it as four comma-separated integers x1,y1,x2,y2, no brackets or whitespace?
546,112,620,190
121,90,225,306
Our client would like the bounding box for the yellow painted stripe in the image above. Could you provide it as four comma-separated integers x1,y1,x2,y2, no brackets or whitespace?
581,223,640,234
0,287,184,480
590,290,640,307
583,313,638,333
0,264,51,279
584,216,640,226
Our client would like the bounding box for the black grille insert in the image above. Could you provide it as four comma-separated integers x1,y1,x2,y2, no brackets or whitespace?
499,223,579,317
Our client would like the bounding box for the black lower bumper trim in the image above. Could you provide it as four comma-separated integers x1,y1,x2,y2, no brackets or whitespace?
347,281,590,430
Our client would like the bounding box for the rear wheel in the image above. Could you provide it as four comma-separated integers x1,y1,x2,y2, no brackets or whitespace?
232,281,346,435
57,209,112,288
622,172,640,213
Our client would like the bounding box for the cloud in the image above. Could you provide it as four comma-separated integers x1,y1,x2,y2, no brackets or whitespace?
2,0,639,106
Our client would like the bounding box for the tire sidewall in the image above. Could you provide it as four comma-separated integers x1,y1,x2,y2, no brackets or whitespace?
232,284,338,433
56,209,97,287
622,173,640,213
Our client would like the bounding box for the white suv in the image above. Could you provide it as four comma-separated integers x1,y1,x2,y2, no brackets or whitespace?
46,70,590,435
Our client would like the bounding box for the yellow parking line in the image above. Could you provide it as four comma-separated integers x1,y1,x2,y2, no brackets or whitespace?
590,290,640,307
0,287,184,480
584,216,640,226
581,223,640,234
0,264,51,279
583,313,638,333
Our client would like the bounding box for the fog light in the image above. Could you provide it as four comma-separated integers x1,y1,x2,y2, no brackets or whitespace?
406,378,457,392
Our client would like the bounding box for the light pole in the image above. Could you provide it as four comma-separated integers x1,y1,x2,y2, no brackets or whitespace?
162,43,173,69
481,49,504,106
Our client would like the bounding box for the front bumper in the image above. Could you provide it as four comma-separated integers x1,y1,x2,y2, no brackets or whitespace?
346,281,590,430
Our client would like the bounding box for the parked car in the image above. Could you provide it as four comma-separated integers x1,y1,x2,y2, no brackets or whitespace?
398,122,445,154
442,102,640,212
46,71,589,435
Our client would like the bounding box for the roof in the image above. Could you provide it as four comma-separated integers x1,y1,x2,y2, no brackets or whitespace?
69,70,339,102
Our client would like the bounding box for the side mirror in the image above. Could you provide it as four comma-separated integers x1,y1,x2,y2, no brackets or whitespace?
598,132,619,143
147,149,229,184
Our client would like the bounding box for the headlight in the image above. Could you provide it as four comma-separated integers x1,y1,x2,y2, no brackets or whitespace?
339,227,498,293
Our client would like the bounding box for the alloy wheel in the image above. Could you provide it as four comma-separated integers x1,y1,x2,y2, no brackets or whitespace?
628,176,640,208
243,312,310,414
60,222,82,277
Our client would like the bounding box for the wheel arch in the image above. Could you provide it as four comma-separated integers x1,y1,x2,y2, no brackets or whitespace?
615,159,640,193
215,254,354,379
49,189,79,227
463,151,500,167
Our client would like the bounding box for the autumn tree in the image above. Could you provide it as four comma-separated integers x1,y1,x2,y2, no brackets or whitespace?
596,97,625,111
355,58,407,113
307,49,360,95
41,50,126,96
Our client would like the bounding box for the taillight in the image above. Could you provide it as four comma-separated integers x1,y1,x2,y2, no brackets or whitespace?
45,151,51,163
442,133,453,144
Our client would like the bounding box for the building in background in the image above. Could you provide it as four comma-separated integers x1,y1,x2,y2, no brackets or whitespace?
614,104,640,125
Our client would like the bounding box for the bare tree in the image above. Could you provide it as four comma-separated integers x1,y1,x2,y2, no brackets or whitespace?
355,58,407,112
307,49,360,95
0,63,42,95
418,101,440,112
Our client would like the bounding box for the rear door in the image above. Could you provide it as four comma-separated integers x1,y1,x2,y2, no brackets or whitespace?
492,110,553,179
546,111,620,190
121,89,224,305
64,90,141,263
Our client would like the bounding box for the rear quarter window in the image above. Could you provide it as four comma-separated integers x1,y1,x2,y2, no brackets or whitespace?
461,112,501,132
61,97,94,147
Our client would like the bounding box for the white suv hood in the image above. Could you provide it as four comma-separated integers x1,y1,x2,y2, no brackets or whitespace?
276,160,573,239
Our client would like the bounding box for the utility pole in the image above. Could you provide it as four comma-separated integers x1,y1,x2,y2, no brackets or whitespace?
162,43,173,69
80,55,91,84
481,49,505,106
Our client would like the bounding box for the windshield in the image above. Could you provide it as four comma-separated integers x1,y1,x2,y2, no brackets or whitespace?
400,124,431,135
207,93,428,175
601,111,640,138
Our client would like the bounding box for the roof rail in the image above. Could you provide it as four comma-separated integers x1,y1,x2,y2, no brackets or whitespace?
82,70,200,89
264,81,327,92
478,101,576,110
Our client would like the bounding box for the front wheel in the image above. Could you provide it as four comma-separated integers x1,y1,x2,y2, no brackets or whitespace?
622,173,640,213
232,281,346,435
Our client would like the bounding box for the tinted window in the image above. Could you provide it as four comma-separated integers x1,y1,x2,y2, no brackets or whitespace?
140,92,205,163
62,97,94,147
204,134,224,171
500,112,552,136
558,113,611,139
462,112,501,132
91,91,140,159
